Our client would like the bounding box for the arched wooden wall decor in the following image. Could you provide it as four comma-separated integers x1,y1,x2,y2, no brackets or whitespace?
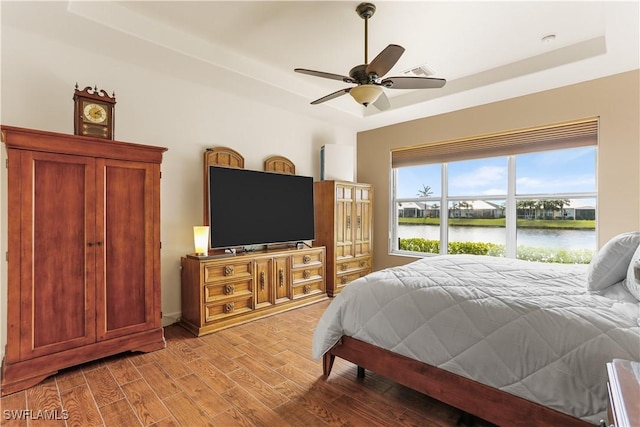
264,155,296,175
203,147,245,225
205,146,245,169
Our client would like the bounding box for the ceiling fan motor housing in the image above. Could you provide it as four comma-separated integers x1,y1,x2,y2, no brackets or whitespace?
350,64,377,85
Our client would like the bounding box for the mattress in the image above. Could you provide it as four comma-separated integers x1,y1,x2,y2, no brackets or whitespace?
312,254,640,424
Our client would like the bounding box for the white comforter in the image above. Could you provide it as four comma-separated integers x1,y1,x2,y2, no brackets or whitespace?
312,255,640,424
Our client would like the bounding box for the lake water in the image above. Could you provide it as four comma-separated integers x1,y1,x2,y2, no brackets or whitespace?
398,225,596,251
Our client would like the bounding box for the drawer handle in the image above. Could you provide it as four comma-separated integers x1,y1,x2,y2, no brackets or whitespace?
260,271,265,290
303,284,311,294
224,302,235,313
223,265,234,276
303,270,311,279
279,269,284,287
341,263,348,271
223,284,235,295
341,276,348,285
303,255,311,264
359,260,366,268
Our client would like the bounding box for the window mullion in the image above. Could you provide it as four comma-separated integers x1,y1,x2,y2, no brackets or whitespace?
389,168,397,253
506,155,517,258
440,163,448,254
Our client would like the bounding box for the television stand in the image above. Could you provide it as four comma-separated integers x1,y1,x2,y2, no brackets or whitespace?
180,246,327,336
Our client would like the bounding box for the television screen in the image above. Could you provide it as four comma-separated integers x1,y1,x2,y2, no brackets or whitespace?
208,166,315,249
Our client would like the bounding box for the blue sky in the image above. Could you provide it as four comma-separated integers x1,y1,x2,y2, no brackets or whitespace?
397,146,596,199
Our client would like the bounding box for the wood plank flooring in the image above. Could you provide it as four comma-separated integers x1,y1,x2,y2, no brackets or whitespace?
0,300,494,427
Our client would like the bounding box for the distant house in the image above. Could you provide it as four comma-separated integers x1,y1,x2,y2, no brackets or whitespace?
449,200,503,218
562,199,596,220
401,199,592,220
398,202,426,218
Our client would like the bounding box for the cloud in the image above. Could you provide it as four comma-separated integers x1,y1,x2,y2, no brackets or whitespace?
516,174,595,193
450,166,507,190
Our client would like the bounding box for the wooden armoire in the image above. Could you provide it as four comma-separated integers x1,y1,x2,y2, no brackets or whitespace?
314,181,373,296
1,126,167,395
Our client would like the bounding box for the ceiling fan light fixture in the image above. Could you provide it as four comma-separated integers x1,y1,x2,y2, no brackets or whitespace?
350,84,383,106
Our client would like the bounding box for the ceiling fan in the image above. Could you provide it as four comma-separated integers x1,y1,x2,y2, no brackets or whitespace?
294,2,446,110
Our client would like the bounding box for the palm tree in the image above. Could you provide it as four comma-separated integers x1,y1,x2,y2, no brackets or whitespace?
417,184,433,198
517,200,535,219
458,201,472,217
555,199,570,219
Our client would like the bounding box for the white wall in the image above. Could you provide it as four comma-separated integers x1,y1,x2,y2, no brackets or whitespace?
0,20,356,360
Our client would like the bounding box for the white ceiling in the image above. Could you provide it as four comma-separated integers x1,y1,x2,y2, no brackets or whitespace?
4,1,640,131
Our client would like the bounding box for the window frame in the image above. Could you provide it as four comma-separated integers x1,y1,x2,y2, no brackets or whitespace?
389,125,598,259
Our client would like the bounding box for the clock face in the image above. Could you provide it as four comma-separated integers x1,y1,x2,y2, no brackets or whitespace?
83,103,108,124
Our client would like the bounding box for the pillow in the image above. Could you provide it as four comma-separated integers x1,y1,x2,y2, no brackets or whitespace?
587,231,640,291
623,243,640,301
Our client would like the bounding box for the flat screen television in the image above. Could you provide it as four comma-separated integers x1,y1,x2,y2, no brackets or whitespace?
208,166,315,249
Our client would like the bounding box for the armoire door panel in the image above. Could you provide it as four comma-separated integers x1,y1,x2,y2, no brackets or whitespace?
96,159,157,340
354,199,372,258
20,151,97,359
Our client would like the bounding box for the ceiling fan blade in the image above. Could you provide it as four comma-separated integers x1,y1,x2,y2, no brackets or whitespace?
381,76,447,89
373,91,390,111
310,88,351,105
366,44,405,78
295,68,356,83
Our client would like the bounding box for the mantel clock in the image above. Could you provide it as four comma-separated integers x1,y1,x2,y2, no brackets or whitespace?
73,84,116,139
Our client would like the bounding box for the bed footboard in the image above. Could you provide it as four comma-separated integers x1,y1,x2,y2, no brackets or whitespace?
323,336,593,427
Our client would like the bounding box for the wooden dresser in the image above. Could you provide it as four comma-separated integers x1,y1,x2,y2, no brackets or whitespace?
314,181,373,296
1,126,166,395
180,246,327,336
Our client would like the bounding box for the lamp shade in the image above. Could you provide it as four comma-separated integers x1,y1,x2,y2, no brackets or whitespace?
193,226,210,256
350,84,383,106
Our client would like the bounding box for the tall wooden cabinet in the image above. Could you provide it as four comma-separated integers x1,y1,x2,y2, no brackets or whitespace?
314,181,373,296
1,126,167,395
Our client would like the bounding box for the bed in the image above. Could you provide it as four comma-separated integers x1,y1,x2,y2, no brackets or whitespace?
313,233,640,426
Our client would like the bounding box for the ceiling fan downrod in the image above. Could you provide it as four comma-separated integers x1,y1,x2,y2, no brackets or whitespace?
356,2,376,65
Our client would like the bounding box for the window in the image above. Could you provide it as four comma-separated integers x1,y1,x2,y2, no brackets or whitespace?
391,120,598,263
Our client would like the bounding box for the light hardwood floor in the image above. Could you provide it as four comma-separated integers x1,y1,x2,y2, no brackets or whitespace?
1,300,494,427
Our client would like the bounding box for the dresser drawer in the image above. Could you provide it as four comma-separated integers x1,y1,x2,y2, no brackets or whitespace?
292,279,324,298
203,261,252,283
204,279,253,303
205,296,253,322
337,269,371,287
291,265,324,285
291,250,323,269
336,256,371,273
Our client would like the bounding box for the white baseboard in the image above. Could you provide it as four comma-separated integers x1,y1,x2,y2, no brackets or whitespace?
162,311,181,327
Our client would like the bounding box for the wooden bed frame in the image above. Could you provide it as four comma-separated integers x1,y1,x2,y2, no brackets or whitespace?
323,336,594,427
